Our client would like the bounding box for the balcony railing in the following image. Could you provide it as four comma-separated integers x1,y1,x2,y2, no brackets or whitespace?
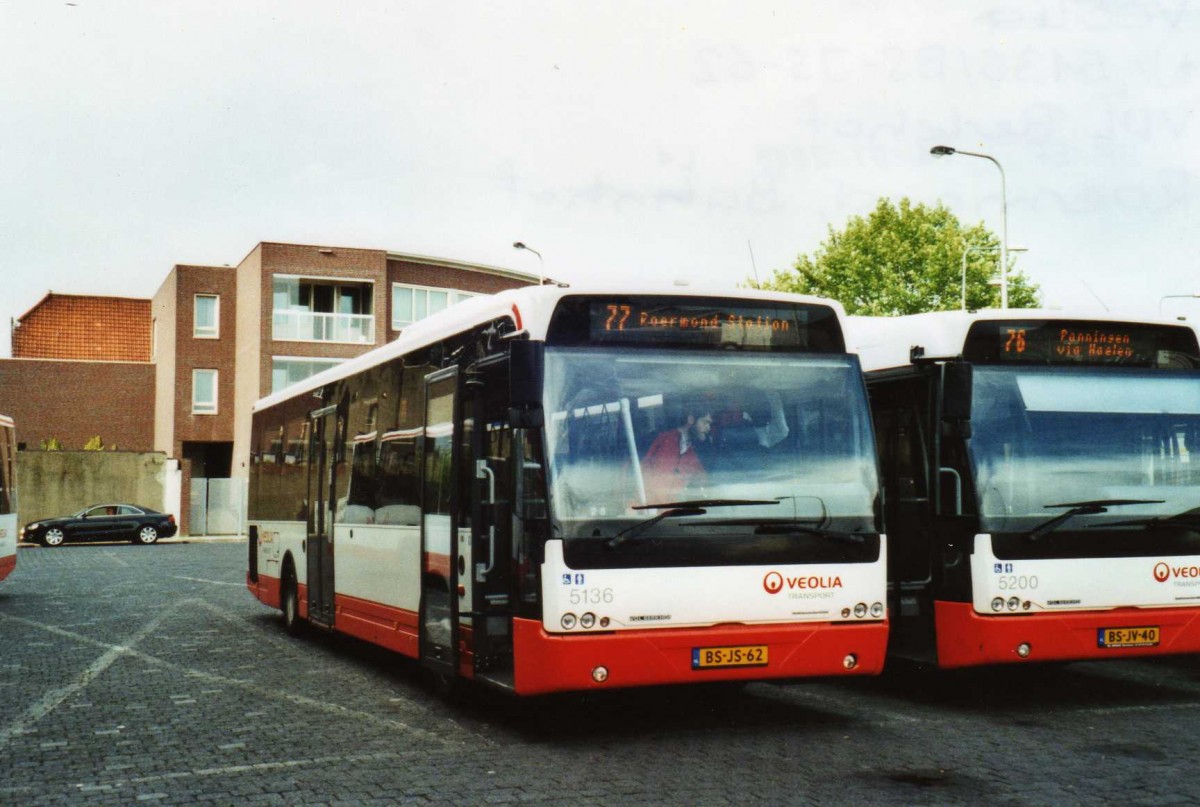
272,311,375,344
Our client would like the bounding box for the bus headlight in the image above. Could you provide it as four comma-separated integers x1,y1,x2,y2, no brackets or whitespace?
1007,597,1020,611
870,602,884,618
853,603,867,618
991,597,1004,612
580,613,596,629
560,613,577,630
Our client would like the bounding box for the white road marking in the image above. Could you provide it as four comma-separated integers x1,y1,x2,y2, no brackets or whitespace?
172,575,243,587
0,605,181,751
0,606,478,749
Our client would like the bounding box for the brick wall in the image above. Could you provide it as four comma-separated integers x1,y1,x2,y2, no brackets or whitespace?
13,294,151,362
0,359,156,451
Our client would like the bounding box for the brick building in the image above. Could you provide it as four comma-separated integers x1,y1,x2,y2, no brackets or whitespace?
0,294,155,452
0,241,540,533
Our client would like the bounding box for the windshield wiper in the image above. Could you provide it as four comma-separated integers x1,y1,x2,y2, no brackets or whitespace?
753,523,867,545
608,500,780,548
1027,499,1165,542
1096,505,1200,533
631,499,781,511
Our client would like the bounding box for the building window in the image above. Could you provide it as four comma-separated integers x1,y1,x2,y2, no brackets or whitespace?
391,283,475,329
193,369,218,414
271,357,345,393
194,294,219,338
272,275,374,343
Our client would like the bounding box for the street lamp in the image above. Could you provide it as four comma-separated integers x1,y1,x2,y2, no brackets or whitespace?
1159,293,1200,316
932,145,1009,309
961,245,1028,311
512,242,545,286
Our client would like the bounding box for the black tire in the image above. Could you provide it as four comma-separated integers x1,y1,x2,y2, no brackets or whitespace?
134,525,159,545
42,528,66,547
282,570,305,636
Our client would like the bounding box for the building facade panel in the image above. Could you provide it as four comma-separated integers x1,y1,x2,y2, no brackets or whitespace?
170,265,238,448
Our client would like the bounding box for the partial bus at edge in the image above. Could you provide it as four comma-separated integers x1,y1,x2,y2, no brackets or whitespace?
851,310,1200,668
0,414,17,583
247,285,886,696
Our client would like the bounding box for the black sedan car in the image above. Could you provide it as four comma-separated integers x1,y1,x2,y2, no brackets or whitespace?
23,504,178,546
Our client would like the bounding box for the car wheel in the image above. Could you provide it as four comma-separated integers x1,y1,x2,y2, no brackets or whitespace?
282,571,305,636
135,525,159,545
43,528,66,547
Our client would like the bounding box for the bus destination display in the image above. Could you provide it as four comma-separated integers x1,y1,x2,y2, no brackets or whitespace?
547,296,845,352
963,320,1199,367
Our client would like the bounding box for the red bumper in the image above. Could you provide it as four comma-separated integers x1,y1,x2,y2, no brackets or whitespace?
0,553,14,582
512,617,888,695
934,600,1200,668
247,572,281,608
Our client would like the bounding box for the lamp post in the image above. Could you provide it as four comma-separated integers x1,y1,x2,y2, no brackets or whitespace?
512,242,545,286
1159,294,1200,316
961,245,1028,311
932,145,1009,309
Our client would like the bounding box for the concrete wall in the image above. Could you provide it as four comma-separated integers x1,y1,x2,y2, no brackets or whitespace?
16,451,171,527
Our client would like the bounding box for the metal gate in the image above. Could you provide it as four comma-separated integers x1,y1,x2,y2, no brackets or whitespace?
189,477,245,536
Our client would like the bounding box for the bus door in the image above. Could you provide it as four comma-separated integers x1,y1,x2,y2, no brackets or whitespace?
307,404,339,628
868,374,936,655
465,356,519,684
420,368,463,674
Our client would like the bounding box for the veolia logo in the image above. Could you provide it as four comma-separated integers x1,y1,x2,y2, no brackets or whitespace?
763,571,784,594
1154,562,1171,583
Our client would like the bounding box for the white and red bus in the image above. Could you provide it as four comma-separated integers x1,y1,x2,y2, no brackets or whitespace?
0,414,17,583
851,310,1200,668
247,285,886,695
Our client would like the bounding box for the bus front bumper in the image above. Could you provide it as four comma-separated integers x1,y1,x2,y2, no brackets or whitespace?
934,600,1200,668
511,616,887,695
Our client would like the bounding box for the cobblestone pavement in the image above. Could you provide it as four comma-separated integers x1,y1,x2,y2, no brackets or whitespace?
2,542,1200,805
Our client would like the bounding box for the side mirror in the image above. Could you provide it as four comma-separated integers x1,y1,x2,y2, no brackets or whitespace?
509,339,544,408
942,362,973,422
509,339,544,428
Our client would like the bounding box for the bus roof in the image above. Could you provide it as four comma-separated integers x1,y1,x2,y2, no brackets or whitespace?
848,309,1199,372
254,284,846,413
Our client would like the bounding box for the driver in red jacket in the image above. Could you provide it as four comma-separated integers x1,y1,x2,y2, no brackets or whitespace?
642,405,713,504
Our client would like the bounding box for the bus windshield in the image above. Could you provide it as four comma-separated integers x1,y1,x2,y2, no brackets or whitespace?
969,366,1200,534
542,348,879,545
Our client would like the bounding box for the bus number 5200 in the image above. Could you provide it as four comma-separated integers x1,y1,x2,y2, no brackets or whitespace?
997,575,1038,590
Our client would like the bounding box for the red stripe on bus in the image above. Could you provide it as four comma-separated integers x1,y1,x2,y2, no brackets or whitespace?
0,554,15,582
424,552,450,580
333,593,419,658
511,617,888,695
247,572,281,608
933,600,1200,668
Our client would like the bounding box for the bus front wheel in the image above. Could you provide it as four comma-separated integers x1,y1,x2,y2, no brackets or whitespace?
281,569,304,637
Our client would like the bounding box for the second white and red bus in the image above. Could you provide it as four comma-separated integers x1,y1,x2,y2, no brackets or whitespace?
851,310,1200,668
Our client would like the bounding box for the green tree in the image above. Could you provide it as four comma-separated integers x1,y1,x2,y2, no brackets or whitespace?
755,197,1040,315
83,435,104,451
39,437,62,451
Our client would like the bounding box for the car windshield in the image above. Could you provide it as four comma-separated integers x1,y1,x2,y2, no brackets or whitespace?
969,366,1200,533
543,348,879,541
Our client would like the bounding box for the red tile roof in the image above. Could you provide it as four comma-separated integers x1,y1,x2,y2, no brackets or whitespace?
13,293,151,361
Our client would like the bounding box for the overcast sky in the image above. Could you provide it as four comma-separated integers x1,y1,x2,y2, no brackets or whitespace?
3,1,1198,355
